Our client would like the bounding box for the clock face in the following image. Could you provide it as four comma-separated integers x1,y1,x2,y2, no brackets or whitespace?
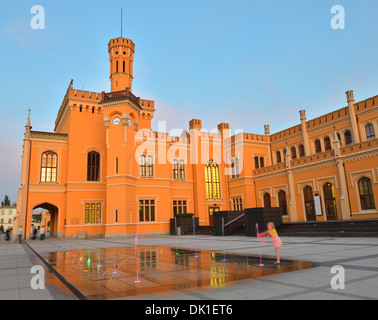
112,116,121,126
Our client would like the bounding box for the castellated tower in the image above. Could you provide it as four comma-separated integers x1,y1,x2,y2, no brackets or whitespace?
108,37,135,92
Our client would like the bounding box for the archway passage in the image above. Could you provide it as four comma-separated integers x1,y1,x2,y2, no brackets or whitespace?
31,203,59,238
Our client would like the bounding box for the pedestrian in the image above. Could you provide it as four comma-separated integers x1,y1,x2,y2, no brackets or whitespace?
5,229,10,242
258,222,282,265
32,227,37,240
40,226,45,240
17,226,23,244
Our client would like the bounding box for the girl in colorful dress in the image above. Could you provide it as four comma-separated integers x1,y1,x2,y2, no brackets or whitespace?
258,222,282,265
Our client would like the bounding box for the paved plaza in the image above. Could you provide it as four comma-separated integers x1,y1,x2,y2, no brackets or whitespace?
0,234,377,300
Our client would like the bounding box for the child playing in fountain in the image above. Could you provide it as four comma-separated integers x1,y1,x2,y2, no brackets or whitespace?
257,222,282,265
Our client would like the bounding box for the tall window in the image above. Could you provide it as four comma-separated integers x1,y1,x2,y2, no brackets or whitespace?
303,186,316,221
276,151,282,164
324,137,331,151
172,159,178,179
344,130,353,145
41,151,58,182
291,147,297,160
87,152,100,181
231,157,240,178
278,190,288,216
299,144,305,158
315,139,322,153
139,155,153,177
139,199,156,222
323,183,337,220
254,156,259,169
263,193,271,207
139,155,146,177
358,177,375,210
147,155,153,177
366,124,376,140
179,160,185,180
84,203,102,224
205,160,221,200
260,157,265,168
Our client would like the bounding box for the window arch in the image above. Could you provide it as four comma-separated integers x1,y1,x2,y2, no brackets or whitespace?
324,137,331,151
205,160,221,200
87,151,100,181
344,130,353,145
315,139,322,153
358,177,375,210
278,190,287,216
147,155,153,177
254,156,259,169
41,151,58,182
366,124,376,140
323,182,337,220
263,193,271,208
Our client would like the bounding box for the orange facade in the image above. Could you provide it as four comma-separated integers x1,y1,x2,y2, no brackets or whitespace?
15,36,378,239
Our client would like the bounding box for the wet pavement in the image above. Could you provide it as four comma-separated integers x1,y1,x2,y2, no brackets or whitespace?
38,245,314,300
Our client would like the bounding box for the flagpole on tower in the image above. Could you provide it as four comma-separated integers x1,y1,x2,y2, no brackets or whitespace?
121,8,123,37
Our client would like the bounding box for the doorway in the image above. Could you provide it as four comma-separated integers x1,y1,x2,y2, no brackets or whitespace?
208,207,220,226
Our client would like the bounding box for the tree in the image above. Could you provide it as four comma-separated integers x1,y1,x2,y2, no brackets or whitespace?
1,195,11,207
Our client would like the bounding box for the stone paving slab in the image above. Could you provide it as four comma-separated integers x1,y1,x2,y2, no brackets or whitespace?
0,235,377,300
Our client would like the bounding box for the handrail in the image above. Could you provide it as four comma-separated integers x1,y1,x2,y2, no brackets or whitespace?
224,213,245,227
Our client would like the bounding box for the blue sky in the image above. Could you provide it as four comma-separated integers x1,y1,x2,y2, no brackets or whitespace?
0,0,377,202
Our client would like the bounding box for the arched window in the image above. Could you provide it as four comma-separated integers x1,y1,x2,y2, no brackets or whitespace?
303,186,316,221
116,61,119,73
366,124,376,140
123,60,125,73
254,156,259,169
358,177,375,210
315,139,322,153
139,155,146,177
147,156,153,177
41,151,58,182
263,193,271,208
276,151,282,164
87,151,100,181
205,160,221,200
232,157,239,178
291,147,297,160
179,160,185,180
324,137,331,151
172,159,178,179
344,130,353,145
278,190,288,216
323,183,337,220
260,157,265,168
299,144,305,158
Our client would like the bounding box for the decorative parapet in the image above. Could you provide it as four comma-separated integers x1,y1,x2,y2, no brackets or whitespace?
30,131,68,141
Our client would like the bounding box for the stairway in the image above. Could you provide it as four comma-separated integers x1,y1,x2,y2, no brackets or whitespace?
195,226,214,235
277,219,378,237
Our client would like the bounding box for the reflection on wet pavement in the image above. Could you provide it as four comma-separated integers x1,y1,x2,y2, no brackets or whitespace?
40,246,314,300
